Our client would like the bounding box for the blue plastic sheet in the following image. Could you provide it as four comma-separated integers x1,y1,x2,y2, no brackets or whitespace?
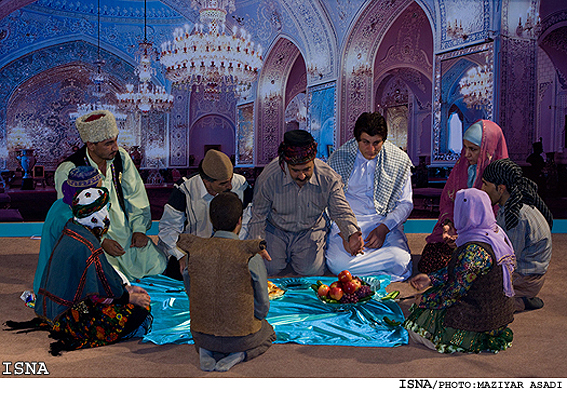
135,275,408,348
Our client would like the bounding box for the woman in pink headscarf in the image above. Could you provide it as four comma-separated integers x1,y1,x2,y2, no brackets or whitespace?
404,188,516,354
418,120,508,273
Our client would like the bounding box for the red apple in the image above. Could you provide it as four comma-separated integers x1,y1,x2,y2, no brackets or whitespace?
329,286,344,300
343,280,359,295
330,281,343,290
350,279,362,292
338,270,352,283
317,284,330,298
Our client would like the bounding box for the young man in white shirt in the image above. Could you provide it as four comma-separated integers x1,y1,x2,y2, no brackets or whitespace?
326,112,414,282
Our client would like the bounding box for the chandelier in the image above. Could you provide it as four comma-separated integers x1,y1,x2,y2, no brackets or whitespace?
159,0,263,101
117,80,174,113
117,0,174,113
446,19,468,40
70,0,126,121
459,64,492,109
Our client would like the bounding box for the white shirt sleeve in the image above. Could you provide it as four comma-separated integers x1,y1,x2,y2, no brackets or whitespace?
158,203,188,260
54,161,76,199
381,173,413,231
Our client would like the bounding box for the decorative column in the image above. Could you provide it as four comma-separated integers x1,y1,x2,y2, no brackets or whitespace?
497,37,537,162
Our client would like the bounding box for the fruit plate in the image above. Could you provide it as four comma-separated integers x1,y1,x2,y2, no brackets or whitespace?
313,276,381,310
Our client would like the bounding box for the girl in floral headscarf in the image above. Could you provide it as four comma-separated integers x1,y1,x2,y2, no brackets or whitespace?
404,188,516,354
418,120,508,273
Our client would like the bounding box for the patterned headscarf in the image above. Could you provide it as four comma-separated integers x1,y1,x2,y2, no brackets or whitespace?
482,158,553,231
278,130,317,171
72,187,110,232
62,166,102,205
426,120,508,244
454,188,515,297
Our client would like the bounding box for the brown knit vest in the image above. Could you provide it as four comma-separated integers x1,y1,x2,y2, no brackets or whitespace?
177,234,264,337
444,242,514,332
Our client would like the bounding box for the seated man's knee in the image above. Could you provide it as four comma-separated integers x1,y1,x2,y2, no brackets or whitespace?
292,254,325,276
264,258,286,276
325,253,351,275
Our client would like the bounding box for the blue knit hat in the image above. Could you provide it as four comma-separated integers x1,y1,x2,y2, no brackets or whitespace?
62,166,102,205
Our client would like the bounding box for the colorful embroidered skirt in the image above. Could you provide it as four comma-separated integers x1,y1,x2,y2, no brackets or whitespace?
51,299,150,352
403,304,513,354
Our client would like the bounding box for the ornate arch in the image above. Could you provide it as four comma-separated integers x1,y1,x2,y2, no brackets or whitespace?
536,9,567,154
189,114,236,164
277,0,337,84
255,37,301,165
339,0,416,145
0,40,134,147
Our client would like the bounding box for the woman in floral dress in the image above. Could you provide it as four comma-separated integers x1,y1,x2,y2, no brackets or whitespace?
404,188,516,353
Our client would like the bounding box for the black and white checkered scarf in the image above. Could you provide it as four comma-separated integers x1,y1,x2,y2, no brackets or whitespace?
483,158,553,230
328,138,412,216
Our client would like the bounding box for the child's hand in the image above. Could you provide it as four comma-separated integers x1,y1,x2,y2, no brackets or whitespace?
259,249,272,261
179,255,188,275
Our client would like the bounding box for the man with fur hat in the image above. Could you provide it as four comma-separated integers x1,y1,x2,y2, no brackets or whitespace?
248,129,363,276
481,158,553,312
158,149,251,280
54,110,167,281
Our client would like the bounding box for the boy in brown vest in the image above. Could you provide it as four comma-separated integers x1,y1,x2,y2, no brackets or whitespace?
177,192,276,372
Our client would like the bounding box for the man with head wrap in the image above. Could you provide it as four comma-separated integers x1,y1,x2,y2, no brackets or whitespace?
482,158,553,312
248,130,363,276
54,110,167,281
33,166,105,295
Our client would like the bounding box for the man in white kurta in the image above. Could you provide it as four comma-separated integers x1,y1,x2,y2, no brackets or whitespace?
157,149,251,280
54,110,167,281
326,112,413,282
